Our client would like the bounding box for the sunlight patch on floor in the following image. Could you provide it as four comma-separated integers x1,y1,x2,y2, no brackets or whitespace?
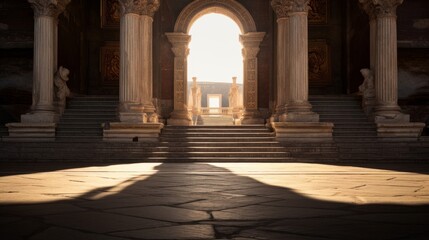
0,163,162,204
208,163,429,205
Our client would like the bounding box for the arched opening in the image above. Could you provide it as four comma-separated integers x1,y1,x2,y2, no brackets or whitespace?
166,0,264,126
187,13,243,125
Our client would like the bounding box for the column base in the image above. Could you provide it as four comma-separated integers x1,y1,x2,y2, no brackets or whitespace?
21,111,59,123
167,110,192,126
241,109,265,125
282,111,320,122
373,112,410,123
103,122,164,142
376,122,425,139
5,123,56,142
271,122,334,142
119,112,147,123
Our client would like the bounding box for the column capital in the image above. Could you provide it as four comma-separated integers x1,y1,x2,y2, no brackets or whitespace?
360,0,403,18
271,0,292,19
240,32,265,58
28,0,70,18
286,0,311,13
166,33,191,57
119,0,160,17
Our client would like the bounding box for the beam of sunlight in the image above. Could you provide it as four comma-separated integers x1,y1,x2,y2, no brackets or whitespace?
0,163,162,204
208,163,429,205
188,13,243,84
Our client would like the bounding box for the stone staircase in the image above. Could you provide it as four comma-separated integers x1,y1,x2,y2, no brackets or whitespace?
310,95,429,161
56,96,118,141
199,115,234,125
310,95,377,138
1,95,428,162
157,125,292,161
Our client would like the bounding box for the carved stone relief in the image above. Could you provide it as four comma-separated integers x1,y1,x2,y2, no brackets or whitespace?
308,0,328,24
308,40,331,86
101,0,121,28
100,43,120,85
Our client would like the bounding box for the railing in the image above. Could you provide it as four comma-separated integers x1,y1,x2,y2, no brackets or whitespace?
201,107,231,115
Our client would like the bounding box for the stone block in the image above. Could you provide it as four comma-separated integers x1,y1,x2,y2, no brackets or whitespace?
103,122,164,142
5,123,56,142
271,122,334,142
376,122,425,139
118,112,147,123
21,112,59,123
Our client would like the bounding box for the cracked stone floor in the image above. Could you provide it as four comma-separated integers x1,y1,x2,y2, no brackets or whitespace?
0,162,429,240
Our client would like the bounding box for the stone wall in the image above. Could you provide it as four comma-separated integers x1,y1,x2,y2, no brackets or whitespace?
0,0,33,123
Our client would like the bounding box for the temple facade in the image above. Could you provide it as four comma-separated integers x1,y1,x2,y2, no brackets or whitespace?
1,0,428,142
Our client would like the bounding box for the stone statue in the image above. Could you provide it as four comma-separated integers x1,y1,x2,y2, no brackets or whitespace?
229,77,239,110
359,68,375,98
359,68,376,115
54,66,70,114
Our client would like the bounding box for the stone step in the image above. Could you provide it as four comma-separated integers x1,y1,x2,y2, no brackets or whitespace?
333,132,377,136
159,137,277,142
162,129,271,133
59,118,117,122
67,103,118,108
161,132,275,137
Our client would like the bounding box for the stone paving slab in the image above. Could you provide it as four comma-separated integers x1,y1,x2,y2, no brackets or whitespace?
0,162,428,239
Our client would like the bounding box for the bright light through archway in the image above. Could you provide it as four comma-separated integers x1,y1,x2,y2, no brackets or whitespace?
188,13,243,84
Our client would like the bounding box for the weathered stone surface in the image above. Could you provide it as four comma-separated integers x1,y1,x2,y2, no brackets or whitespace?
113,225,215,239
0,162,428,239
108,205,210,223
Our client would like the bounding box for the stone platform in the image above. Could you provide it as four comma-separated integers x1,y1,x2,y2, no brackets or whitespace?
0,162,428,239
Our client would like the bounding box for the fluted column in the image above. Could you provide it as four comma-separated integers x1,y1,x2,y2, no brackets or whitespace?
240,32,265,125
139,1,160,122
282,0,318,122
372,0,408,122
166,32,192,126
271,0,291,122
23,0,70,123
360,0,377,70
118,0,160,123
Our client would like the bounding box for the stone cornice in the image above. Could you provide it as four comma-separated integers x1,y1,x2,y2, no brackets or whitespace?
165,33,191,57
240,32,265,59
119,0,160,17
28,0,71,18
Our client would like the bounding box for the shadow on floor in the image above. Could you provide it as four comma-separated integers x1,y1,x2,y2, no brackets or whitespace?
0,163,428,239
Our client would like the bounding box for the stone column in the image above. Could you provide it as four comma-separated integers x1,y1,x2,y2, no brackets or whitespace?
270,0,333,141
271,0,291,122
118,0,158,123
358,0,424,139
166,32,192,126
22,0,70,123
138,1,160,122
240,32,265,125
103,0,163,142
285,0,318,122
372,0,408,122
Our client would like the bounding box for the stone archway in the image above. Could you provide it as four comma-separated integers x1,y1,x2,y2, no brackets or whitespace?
166,0,265,126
